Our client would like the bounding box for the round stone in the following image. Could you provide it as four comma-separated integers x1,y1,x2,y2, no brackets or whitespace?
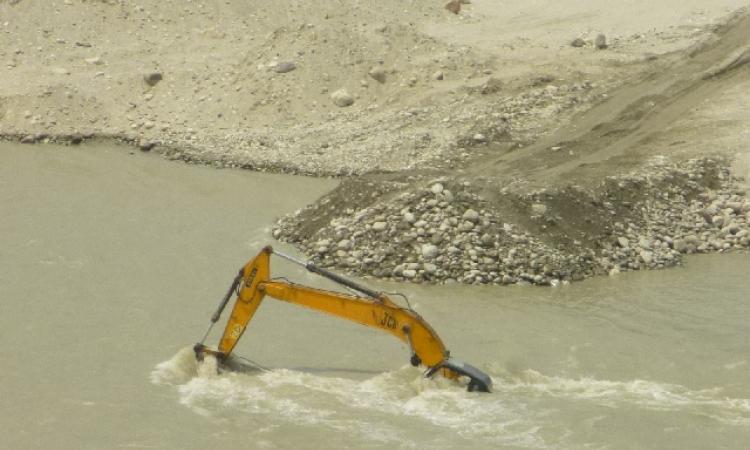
421,244,439,259
331,89,354,107
462,209,480,222
372,221,387,232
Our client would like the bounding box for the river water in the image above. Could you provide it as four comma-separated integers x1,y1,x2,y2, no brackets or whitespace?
1,142,748,449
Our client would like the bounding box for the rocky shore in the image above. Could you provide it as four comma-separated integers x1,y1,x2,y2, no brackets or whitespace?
0,75,605,176
275,158,749,286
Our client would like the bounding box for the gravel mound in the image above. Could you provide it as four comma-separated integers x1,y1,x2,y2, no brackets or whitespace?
275,157,749,285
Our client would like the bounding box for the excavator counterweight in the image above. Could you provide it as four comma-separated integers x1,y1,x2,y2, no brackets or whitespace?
194,246,491,393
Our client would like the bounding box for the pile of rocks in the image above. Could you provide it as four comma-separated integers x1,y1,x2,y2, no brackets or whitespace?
596,158,750,274
277,179,587,285
274,157,749,286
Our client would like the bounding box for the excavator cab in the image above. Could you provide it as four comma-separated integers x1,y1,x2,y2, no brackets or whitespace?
194,246,492,393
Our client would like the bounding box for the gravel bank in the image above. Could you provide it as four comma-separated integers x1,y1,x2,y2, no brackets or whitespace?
275,158,749,285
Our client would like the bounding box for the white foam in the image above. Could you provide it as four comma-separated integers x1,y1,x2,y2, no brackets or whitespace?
151,351,750,448
489,366,750,425
150,347,199,386
151,352,546,448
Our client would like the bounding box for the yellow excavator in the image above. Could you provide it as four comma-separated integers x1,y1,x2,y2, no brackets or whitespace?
194,246,492,392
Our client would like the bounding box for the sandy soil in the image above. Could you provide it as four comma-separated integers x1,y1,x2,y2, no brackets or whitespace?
2,0,749,284
1,0,747,173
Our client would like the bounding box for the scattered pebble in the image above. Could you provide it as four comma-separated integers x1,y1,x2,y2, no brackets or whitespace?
571,38,586,48
445,1,461,14
368,66,387,83
144,72,163,86
595,34,608,50
274,61,296,74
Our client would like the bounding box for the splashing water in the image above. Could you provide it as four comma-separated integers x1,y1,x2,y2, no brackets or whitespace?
151,349,750,449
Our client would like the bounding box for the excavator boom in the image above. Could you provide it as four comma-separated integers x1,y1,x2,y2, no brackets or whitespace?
194,246,491,392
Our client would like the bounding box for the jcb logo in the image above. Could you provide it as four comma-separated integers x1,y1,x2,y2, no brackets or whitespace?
230,324,244,339
380,312,397,329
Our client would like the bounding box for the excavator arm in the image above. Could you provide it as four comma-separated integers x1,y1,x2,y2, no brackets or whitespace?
194,246,491,392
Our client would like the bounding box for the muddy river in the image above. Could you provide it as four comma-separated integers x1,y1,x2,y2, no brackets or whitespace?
1,142,748,449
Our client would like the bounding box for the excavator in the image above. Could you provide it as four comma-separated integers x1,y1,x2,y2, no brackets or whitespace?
193,246,492,392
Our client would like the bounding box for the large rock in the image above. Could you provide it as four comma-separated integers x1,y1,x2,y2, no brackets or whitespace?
331,89,354,107
144,72,163,86
274,61,296,73
595,34,608,49
672,239,688,253
138,140,156,151
639,250,653,265
462,209,480,222
371,221,387,232
368,66,386,83
445,1,461,15
402,269,417,279
421,244,439,259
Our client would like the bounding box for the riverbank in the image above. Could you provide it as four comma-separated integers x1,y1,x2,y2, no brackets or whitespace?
1,1,747,174
275,157,749,285
2,0,749,285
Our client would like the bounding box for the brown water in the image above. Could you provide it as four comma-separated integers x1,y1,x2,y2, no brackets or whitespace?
1,142,749,449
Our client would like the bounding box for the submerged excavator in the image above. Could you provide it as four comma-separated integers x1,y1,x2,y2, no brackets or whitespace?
194,246,492,392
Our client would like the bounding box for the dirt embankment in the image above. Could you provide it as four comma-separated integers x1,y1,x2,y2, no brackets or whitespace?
2,0,745,173
2,0,749,285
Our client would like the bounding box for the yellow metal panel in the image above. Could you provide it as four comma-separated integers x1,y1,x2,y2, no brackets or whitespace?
214,246,464,381
260,281,449,368
218,247,271,355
